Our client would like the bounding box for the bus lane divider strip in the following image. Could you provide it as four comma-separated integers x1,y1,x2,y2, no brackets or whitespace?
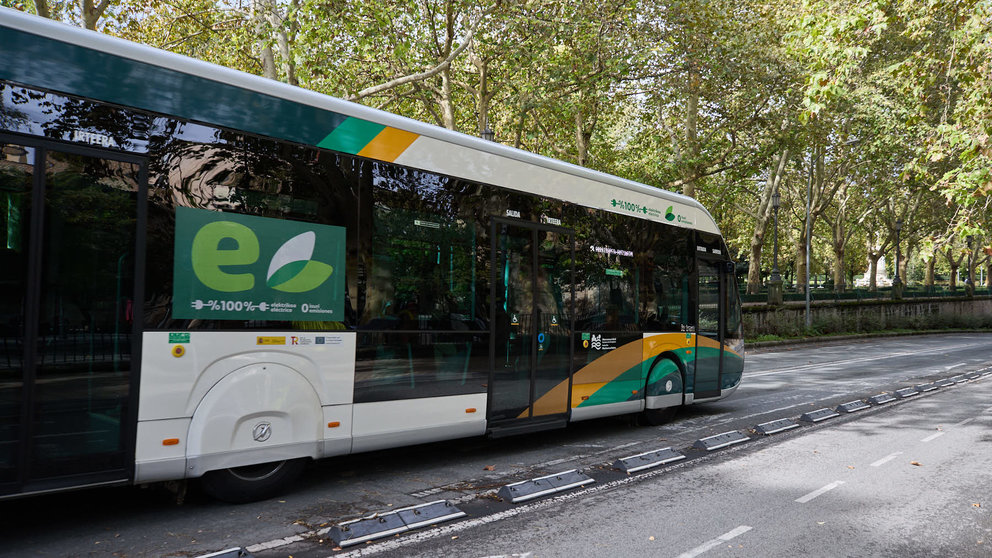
693,430,750,451
496,470,595,504
895,387,919,398
836,400,870,414
327,500,467,548
800,408,840,423
614,447,686,473
869,393,897,405
755,418,800,435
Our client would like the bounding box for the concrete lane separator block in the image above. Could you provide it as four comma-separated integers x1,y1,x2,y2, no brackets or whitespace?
329,500,466,547
915,383,938,393
497,469,595,504
949,375,966,384
614,447,686,473
396,500,467,531
836,400,870,414
800,408,840,423
869,393,897,405
966,372,981,380
756,418,800,435
934,378,954,388
895,387,919,398
693,430,750,451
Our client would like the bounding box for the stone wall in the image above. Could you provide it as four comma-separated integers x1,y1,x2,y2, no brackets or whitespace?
742,296,992,338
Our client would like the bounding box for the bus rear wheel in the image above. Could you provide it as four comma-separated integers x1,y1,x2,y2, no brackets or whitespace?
200,458,307,503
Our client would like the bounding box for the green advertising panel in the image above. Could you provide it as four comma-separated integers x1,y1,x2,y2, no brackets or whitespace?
173,207,346,321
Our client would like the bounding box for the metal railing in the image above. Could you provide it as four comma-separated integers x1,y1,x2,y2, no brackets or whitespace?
740,286,992,304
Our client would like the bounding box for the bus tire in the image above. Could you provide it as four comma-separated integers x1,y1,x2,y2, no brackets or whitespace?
200,458,307,503
641,356,684,426
641,405,678,426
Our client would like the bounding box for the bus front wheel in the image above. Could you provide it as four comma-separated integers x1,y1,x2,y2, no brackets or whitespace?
641,405,678,426
200,458,307,503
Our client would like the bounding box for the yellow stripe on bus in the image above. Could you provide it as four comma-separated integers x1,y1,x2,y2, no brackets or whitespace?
357,126,419,162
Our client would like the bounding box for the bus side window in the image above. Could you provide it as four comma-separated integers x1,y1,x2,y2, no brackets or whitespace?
643,222,692,332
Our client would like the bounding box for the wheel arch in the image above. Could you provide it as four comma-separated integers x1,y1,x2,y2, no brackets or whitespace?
185,362,323,478
644,351,686,409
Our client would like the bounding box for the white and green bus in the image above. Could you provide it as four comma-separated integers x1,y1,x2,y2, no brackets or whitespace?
0,9,743,502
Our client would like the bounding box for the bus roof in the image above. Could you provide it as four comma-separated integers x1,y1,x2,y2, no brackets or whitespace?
0,8,721,235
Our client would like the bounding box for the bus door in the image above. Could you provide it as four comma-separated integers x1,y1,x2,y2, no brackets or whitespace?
694,257,728,399
488,219,573,432
0,139,144,497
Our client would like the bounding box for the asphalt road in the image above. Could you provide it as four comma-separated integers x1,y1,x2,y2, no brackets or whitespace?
361,369,992,558
1,332,990,557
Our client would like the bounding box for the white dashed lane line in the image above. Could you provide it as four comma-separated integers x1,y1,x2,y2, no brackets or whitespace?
795,481,845,504
921,431,945,443
870,452,903,467
675,525,753,558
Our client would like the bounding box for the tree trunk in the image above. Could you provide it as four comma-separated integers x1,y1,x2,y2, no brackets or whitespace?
832,243,846,292
745,149,788,294
867,254,879,292
33,0,50,19
925,256,936,290
473,54,491,137
254,0,277,80
682,66,700,198
575,111,590,167
438,2,457,131
944,248,965,292
266,5,298,86
900,244,914,285
439,67,456,130
794,234,808,294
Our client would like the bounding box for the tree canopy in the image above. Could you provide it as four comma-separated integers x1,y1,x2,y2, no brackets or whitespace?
8,0,991,291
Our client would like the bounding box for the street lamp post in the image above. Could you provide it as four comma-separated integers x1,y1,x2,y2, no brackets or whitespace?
767,191,783,305
892,218,903,299
966,235,975,297
805,150,813,329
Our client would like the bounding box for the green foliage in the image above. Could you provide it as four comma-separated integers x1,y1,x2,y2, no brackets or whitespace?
22,0,992,280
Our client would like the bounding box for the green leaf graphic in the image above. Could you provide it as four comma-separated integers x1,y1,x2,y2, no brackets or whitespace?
268,260,334,293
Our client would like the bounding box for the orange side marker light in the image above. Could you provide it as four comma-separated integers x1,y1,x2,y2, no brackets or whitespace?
327,421,341,428
162,438,180,446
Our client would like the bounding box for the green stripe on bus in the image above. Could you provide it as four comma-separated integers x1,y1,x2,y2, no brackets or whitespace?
317,117,386,154
0,27,347,148
578,364,644,407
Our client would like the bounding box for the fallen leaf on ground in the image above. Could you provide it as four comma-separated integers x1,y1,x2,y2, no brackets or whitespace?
483,465,495,471
649,536,655,541
910,461,922,466
974,503,982,508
